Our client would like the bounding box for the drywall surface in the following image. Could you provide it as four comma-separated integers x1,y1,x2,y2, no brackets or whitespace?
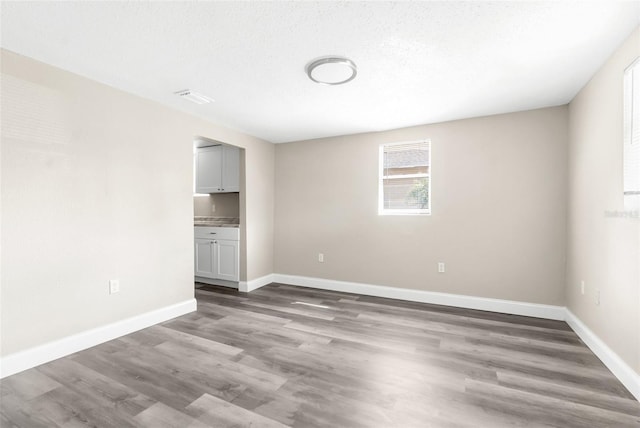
275,106,568,306
567,27,640,374
0,49,274,356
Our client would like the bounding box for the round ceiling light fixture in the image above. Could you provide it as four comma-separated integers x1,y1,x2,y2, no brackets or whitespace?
306,56,357,85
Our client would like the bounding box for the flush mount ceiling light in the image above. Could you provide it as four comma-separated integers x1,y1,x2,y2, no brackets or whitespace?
306,57,357,85
174,89,213,104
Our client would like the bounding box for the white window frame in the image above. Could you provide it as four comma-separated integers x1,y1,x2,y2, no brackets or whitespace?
378,139,431,216
623,57,640,211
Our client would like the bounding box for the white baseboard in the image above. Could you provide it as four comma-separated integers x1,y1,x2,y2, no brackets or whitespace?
6,274,637,403
272,274,639,402
565,309,640,401
239,274,274,293
272,273,566,320
0,299,197,379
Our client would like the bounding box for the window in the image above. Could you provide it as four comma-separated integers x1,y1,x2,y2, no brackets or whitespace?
379,140,431,215
623,58,640,211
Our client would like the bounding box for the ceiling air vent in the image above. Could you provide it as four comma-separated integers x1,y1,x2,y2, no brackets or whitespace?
174,89,213,104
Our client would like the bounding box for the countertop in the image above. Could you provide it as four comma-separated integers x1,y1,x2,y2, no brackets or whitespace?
194,216,240,228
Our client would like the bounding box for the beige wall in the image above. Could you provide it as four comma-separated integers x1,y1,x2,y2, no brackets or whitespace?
567,27,640,374
193,193,240,218
0,49,274,356
275,106,568,305
243,137,275,281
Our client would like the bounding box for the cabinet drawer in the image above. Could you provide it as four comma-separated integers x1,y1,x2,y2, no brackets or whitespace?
194,226,239,241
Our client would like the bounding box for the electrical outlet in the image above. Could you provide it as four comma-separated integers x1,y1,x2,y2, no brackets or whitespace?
438,262,445,273
109,279,120,294
580,280,585,295
211,204,216,213
318,253,324,263
595,289,600,306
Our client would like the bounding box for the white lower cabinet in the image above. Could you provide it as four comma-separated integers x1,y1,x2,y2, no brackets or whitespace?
213,239,239,281
195,238,215,277
194,227,239,282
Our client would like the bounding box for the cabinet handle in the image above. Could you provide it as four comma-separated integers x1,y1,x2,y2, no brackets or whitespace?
221,188,224,191
209,232,216,234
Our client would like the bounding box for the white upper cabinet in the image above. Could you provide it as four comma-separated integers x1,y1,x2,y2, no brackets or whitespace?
195,145,222,193
195,145,240,194
221,145,240,193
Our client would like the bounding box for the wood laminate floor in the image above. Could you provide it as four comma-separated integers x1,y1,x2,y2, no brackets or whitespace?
1,283,639,427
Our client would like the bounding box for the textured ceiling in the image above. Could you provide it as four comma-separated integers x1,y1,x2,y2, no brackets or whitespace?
1,1,639,143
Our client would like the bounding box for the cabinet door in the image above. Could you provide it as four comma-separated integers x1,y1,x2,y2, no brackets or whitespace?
221,145,240,192
195,238,215,278
195,146,222,193
214,239,239,281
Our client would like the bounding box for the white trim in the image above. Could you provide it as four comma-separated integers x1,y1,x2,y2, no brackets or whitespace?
382,173,429,180
565,309,640,401
379,209,432,216
272,274,565,320
239,273,274,293
0,299,197,379
4,274,638,403
378,139,432,216
272,273,639,402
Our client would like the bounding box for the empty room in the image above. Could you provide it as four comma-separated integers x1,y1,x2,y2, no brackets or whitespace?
1,1,639,427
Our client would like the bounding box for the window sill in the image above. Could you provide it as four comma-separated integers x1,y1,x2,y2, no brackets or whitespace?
378,210,431,216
